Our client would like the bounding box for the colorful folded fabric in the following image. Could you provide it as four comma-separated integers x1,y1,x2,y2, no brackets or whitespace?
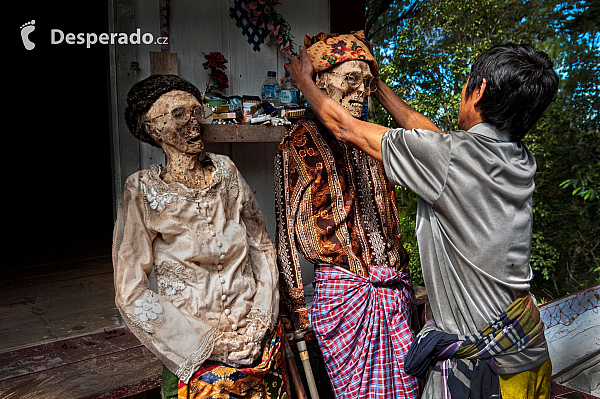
304,30,379,75
405,291,547,399
177,322,289,399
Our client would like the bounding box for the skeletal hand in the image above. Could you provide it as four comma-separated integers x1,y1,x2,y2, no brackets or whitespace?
208,320,268,366
208,331,243,364
227,341,262,365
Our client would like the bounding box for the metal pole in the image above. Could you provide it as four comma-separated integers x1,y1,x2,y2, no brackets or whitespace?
285,337,309,399
295,331,320,399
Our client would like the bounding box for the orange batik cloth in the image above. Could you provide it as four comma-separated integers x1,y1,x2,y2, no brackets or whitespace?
177,322,289,399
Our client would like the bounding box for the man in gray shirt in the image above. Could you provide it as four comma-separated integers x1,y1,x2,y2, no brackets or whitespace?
288,43,559,398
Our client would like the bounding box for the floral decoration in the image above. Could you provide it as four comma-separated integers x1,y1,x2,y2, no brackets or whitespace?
304,31,379,75
244,0,296,58
321,40,369,69
203,51,229,93
133,291,164,333
140,181,173,213
155,261,190,303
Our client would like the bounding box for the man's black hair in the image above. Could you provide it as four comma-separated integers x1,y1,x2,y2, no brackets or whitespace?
465,43,559,141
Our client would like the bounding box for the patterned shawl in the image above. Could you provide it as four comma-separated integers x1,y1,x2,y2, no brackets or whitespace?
274,118,409,331
405,291,546,399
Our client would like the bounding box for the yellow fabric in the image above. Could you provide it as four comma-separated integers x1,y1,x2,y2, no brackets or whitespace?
499,358,552,399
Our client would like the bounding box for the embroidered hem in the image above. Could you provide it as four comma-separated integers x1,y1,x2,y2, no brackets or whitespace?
176,328,223,384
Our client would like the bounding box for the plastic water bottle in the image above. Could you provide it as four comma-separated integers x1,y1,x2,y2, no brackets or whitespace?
280,72,299,106
261,71,280,105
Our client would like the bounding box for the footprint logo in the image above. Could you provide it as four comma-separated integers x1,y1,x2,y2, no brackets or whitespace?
20,20,36,50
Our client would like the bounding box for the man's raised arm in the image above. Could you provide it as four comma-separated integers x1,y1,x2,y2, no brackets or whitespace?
374,79,443,133
289,47,443,162
289,47,388,161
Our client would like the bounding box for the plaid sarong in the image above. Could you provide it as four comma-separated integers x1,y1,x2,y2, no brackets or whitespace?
310,265,419,399
405,291,546,399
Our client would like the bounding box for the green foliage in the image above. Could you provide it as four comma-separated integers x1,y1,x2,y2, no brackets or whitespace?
367,0,600,298
530,231,558,281
394,186,423,285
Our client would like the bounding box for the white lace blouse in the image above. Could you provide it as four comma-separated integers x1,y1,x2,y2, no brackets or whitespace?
112,153,279,383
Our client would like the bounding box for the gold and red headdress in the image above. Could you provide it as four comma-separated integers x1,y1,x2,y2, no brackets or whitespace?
304,30,378,76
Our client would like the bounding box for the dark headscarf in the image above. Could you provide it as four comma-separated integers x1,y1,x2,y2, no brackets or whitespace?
125,74,204,147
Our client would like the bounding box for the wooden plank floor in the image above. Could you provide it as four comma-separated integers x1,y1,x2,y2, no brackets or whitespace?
0,326,162,399
0,242,120,352
0,235,164,398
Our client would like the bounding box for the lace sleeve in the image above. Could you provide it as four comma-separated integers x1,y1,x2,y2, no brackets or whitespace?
237,167,279,330
112,174,221,383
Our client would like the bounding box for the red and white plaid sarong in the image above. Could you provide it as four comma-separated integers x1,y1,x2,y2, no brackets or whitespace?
310,265,419,399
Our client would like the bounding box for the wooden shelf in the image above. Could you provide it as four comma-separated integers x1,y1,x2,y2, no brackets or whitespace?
203,124,287,143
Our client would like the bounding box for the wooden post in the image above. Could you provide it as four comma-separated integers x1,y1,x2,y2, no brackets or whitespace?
149,51,179,75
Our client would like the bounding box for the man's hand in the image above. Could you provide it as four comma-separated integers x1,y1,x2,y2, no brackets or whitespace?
288,47,314,90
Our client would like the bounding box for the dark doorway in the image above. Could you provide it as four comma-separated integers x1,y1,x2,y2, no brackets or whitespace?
7,1,116,351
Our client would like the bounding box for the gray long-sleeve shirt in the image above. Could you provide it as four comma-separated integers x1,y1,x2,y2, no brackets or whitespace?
381,123,548,374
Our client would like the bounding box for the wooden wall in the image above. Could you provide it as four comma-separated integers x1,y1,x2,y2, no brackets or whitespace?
108,0,330,285
109,0,329,234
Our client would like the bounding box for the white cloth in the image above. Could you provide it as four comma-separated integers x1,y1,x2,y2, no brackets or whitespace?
112,153,279,383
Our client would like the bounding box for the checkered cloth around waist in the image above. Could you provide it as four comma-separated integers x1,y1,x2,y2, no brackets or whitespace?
309,264,419,399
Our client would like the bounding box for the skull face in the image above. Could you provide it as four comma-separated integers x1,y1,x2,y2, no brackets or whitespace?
144,90,206,155
316,60,374,118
